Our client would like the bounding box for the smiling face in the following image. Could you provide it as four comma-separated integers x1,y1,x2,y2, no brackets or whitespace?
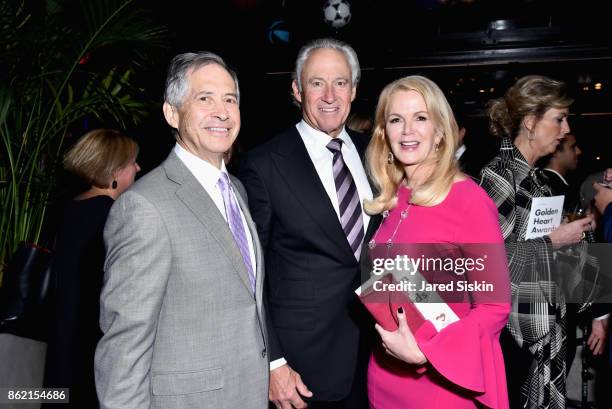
292,48,356,138
529,107,570,159
163,63,240,168
385,89,441,177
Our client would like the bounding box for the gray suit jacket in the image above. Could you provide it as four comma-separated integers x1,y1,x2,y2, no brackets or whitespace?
95,151,268,409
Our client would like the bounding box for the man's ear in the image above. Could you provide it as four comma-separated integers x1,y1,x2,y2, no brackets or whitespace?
458,127,466,144
163,102,179,129
351,86,356,102
291,80,302,104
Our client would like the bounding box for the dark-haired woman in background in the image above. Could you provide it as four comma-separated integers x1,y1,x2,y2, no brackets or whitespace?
479,76,596,409
43,129,139,408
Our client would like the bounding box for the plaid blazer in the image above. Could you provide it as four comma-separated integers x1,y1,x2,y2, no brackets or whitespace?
480,138,567,409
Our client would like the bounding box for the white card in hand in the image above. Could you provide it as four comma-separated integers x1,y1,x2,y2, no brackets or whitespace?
525,195,564,239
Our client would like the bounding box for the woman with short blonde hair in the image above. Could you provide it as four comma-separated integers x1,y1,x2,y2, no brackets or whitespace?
63,128,139,192
44,128,140,407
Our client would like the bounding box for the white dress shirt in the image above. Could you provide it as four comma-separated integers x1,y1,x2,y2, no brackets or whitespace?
297,120,373,232
455,143,466,160
174,143,257,275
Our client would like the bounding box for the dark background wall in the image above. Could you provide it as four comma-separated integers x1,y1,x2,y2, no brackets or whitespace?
131,0,612,184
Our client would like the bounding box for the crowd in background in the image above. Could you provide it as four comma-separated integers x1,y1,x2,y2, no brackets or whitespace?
37,37,612,409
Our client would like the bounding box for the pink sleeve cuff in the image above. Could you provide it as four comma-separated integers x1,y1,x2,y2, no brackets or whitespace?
417,318,485,393
414,309,510,409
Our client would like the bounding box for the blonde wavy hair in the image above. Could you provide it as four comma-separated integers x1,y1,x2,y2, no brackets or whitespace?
364,75,459,214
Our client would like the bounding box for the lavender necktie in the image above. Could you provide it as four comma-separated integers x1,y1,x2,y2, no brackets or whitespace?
326,138,364,260
217,172,255,293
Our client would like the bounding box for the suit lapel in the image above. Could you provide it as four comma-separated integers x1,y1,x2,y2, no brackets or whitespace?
164,153,254,297
347,128,368,160
271,127,355,260
364,213,382,244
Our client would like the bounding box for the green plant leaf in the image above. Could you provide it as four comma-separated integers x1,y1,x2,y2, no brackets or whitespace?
0,0,168,276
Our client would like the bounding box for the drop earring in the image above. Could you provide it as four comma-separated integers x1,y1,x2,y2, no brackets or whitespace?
528,130,536,141
387,151,394,164
111,180,118,189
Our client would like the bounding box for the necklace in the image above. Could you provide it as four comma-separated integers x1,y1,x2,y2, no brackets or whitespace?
368,201,412,250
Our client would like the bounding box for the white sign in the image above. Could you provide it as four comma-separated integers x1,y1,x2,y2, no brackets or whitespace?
525,195,565,239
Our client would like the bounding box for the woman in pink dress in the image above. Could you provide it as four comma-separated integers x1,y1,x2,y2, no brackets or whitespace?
363,75,511,409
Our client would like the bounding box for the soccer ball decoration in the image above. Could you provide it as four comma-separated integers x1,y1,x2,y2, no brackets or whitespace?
323,0,352,29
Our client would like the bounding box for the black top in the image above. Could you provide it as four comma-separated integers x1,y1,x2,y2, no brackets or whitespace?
43,195,113,408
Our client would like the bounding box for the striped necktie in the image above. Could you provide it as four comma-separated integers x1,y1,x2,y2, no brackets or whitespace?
326,138,364,260
217,172,256,293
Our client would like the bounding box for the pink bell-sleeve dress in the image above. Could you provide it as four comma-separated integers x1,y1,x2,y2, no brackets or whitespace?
367,179,511,409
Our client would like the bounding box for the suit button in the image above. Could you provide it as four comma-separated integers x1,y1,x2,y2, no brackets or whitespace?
261,348,267,358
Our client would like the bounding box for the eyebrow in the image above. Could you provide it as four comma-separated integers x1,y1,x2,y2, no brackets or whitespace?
193,90,238,99
307,76,349,82
386,110,429,117
193,90,213,98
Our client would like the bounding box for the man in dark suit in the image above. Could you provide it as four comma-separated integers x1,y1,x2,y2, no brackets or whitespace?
239,38,374,409
454,108,489,179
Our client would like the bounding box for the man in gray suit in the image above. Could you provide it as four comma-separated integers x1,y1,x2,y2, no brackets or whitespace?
94,52,268,409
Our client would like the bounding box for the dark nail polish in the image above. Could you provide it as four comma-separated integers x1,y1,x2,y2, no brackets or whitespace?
398,307,404,314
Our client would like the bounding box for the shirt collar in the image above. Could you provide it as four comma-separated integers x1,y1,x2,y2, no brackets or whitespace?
455,144,466,160
174,143,228,189
544,168,569,186
500,137,549,191
296,120,355,155
500,137,531,184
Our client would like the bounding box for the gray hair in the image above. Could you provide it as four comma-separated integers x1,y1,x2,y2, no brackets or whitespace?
292,38,360,92
164,51,240,107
